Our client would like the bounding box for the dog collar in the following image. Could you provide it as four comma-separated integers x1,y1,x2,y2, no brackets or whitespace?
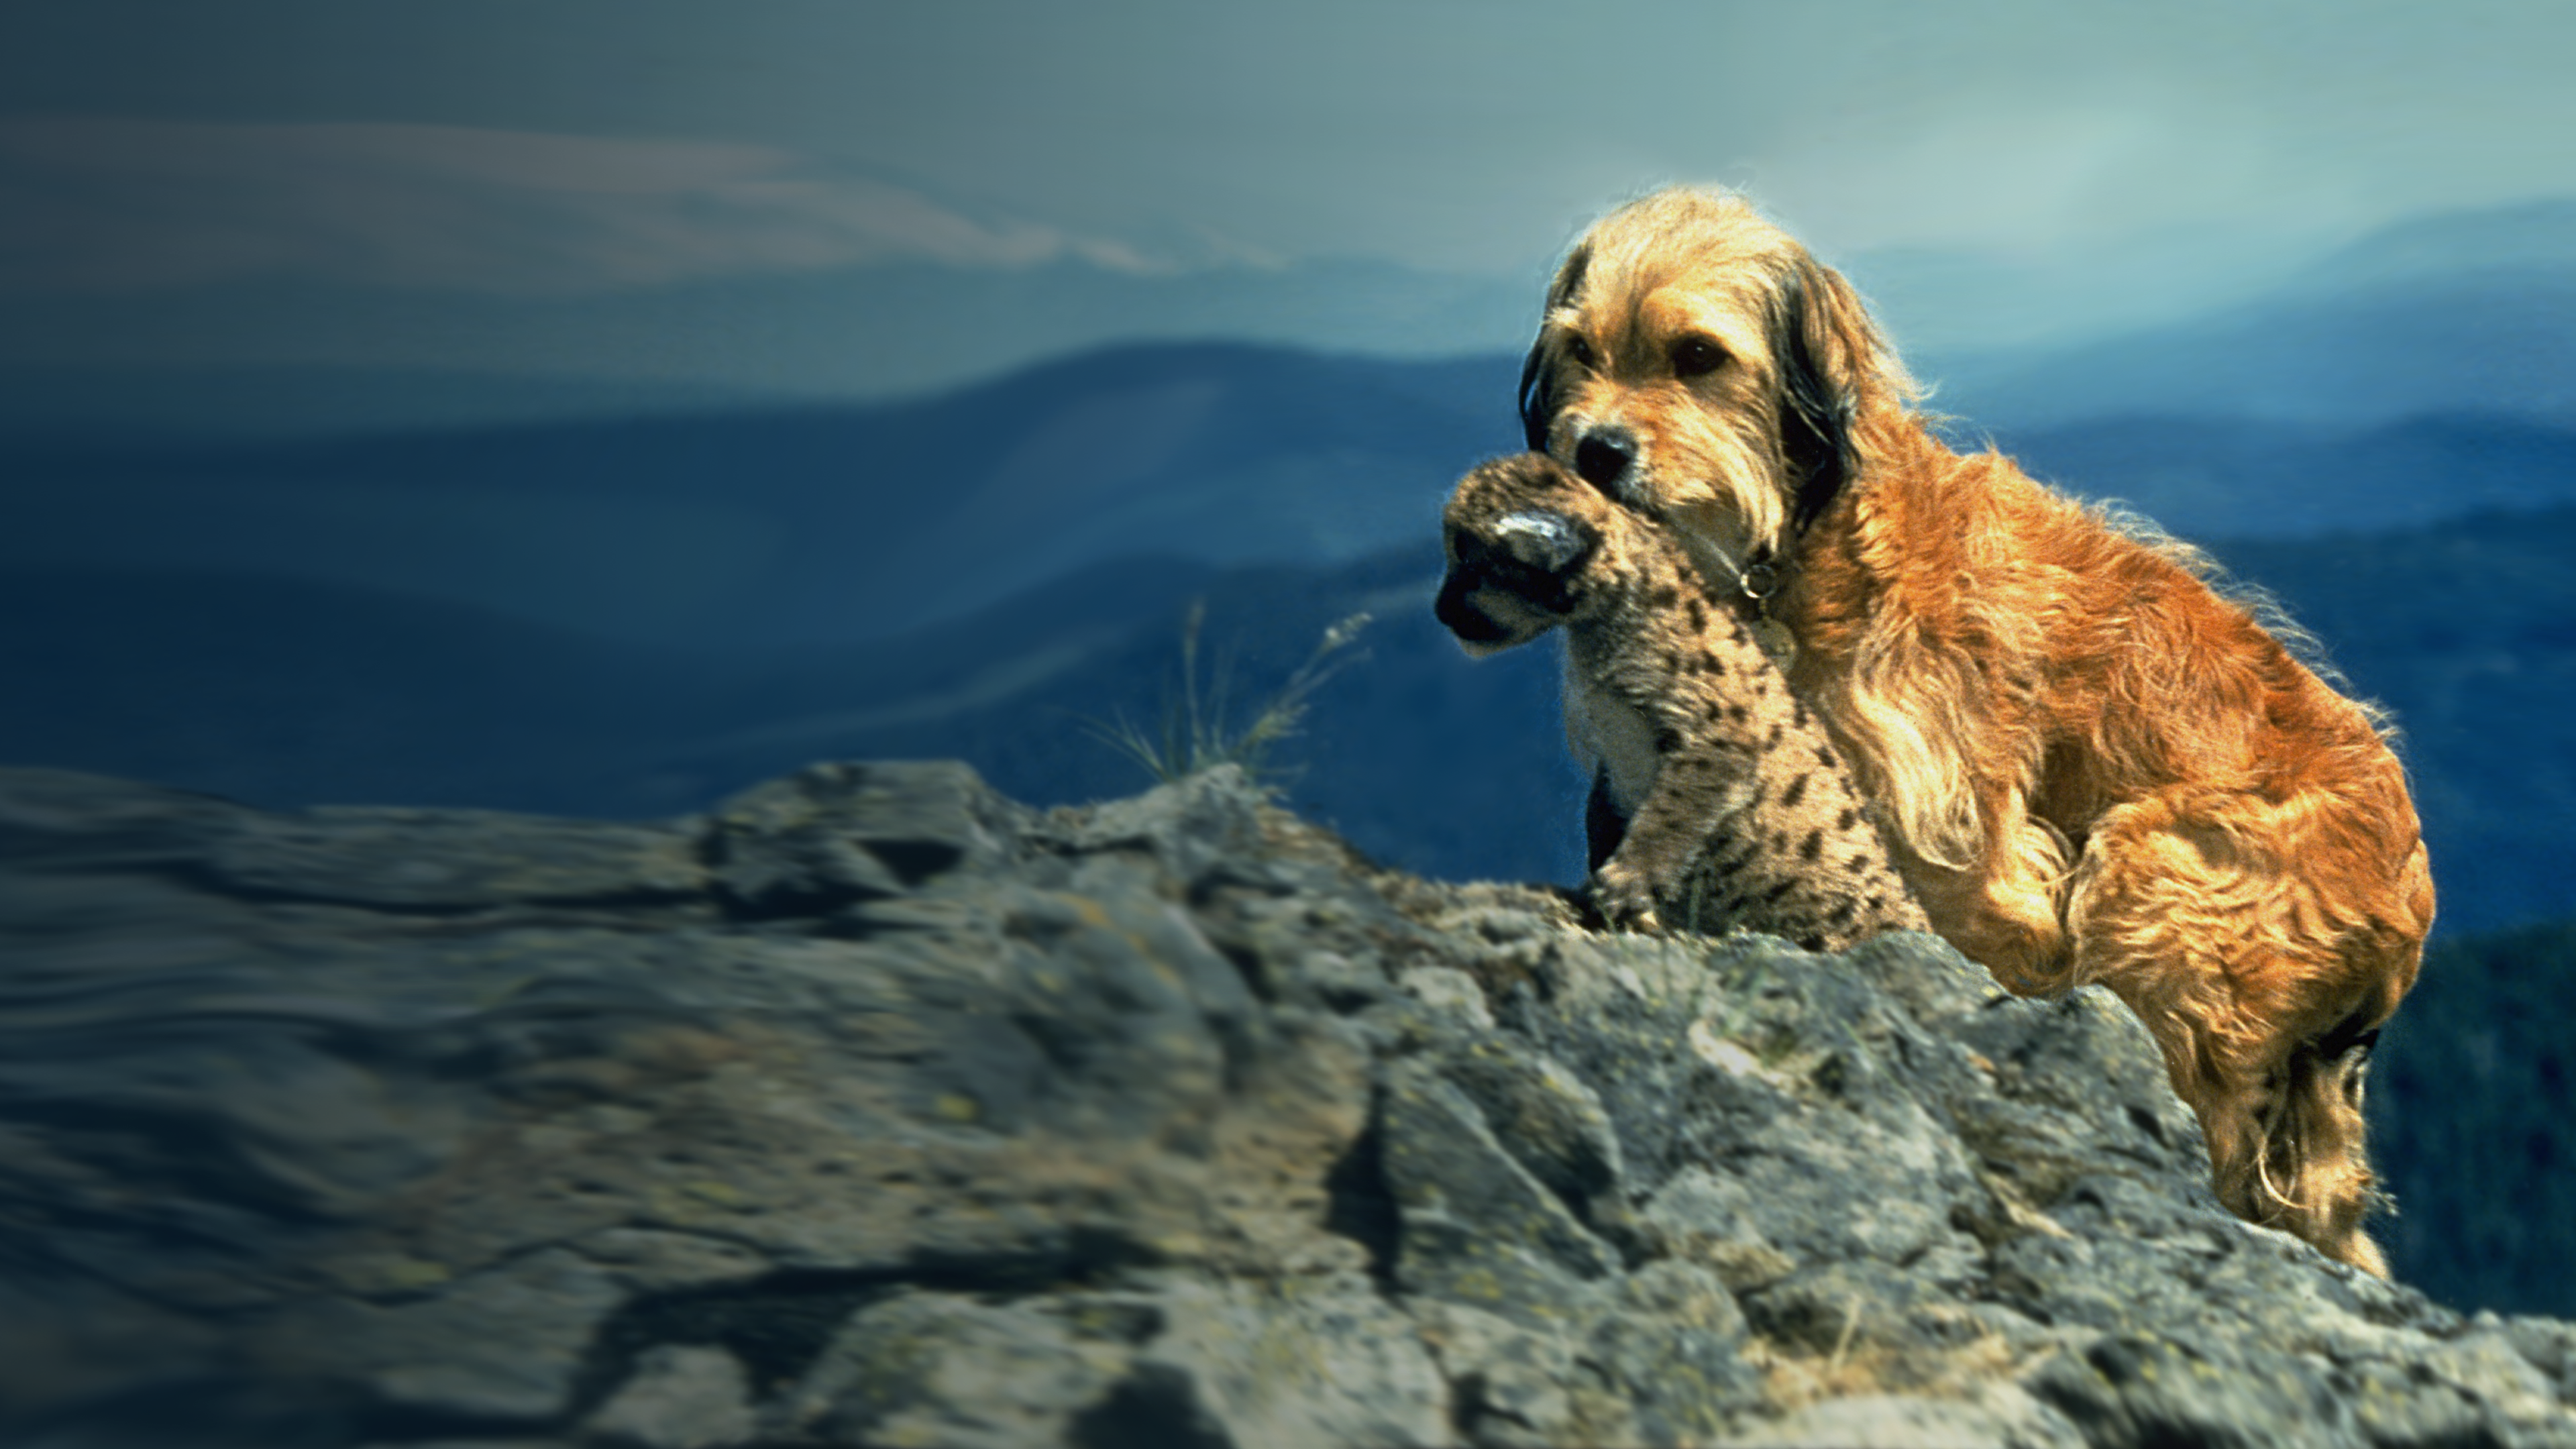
1738,557,1780,602
1738,549,1796,666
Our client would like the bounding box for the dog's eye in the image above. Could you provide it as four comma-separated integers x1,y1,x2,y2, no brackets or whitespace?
1672,336,1727,378
1564,334,1597,370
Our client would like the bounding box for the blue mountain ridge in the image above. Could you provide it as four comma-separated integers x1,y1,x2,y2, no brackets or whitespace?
0,343,1523,649
10,338,2576,658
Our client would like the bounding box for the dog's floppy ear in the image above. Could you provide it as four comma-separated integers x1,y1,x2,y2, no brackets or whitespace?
1772,254,1911,531
1517,244,1591,450
1770,258,1862,531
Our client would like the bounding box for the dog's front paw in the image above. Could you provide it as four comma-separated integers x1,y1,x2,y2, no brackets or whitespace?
1589,865,1666,934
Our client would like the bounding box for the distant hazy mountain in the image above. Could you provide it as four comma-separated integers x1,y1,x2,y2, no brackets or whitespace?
13,197,2571,444
0,364,775,443
0,552,1224,822
11,335,2576,665
1992,412,2576,541
2297,197,2576,292
1927,199,2576,429
0,253,1541,419
2377,917,2576,1316
1,343,1526,649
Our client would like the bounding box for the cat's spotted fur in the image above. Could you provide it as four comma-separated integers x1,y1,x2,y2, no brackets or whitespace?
1437,452,1928,951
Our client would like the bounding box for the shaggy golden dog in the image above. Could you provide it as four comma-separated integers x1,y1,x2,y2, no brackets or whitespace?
1519,187,2434,1275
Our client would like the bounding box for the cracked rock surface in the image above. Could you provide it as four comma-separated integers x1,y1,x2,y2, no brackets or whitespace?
1,760,2571,1448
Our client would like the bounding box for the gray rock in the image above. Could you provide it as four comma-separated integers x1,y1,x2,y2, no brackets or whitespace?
0,760,2570,1448
1726,1387,2083,1448
1435,1034,1625,1212
705,759,1012,915
1382,1057,1620,1303
1126,1275,1452,1449
293,1248,627,1421
1415,1299,1594,1446
581,1345,757,1449
767,1289,1138,1447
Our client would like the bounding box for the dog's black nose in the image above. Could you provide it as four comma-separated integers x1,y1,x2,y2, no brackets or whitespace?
1574,430,1635,492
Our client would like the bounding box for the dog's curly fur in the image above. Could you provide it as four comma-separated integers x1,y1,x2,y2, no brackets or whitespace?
1435,451,1929,952
1519,187,2436,1276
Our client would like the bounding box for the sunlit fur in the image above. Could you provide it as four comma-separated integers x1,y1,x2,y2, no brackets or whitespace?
1521,187,2436,1277
1436,452,1930,953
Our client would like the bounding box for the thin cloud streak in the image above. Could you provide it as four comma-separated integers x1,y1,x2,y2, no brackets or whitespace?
0,117,1160,294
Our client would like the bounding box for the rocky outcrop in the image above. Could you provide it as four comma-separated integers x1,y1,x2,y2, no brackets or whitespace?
2,760,2572,1448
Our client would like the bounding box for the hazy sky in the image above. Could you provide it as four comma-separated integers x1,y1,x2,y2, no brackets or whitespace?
5,1,2573,374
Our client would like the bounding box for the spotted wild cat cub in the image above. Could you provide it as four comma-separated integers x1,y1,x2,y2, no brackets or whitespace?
1436,452,1927,951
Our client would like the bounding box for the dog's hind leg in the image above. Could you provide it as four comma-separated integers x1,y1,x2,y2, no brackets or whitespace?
2063,789,2408,1275
1904,787,2075,996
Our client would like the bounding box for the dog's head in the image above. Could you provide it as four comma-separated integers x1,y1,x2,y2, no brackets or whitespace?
1435,453,1613,657
1516,188,1915,578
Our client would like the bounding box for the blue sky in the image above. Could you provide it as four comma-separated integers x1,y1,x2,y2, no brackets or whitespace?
5,1,2573,394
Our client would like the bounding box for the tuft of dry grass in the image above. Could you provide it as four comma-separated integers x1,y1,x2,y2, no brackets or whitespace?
1085,599,1371,786
1747,1303,2029,1413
